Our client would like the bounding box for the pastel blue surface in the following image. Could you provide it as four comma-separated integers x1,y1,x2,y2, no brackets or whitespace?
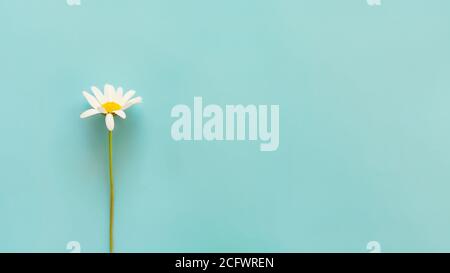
1,0,450,252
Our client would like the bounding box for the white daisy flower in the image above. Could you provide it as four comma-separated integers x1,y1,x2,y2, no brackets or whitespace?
80,84,142,131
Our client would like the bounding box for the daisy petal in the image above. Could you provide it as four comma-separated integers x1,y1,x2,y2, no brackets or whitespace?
105,113,115,131
104,84,116,102
82,91,100,109
114,110,126,119
121,90,136,105
91,86,106,104
122,96,142,110
80,108,100,119
116,87,123,101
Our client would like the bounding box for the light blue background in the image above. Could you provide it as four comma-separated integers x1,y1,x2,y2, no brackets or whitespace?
1,0,450,252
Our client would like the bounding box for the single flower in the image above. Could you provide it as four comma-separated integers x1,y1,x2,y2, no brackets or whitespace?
80,83,142,253
80,84,142,131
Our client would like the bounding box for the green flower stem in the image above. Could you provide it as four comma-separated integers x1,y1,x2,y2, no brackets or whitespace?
108,131,114,253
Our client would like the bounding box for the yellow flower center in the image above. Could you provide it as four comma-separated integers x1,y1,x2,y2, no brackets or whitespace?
102,102,122,113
